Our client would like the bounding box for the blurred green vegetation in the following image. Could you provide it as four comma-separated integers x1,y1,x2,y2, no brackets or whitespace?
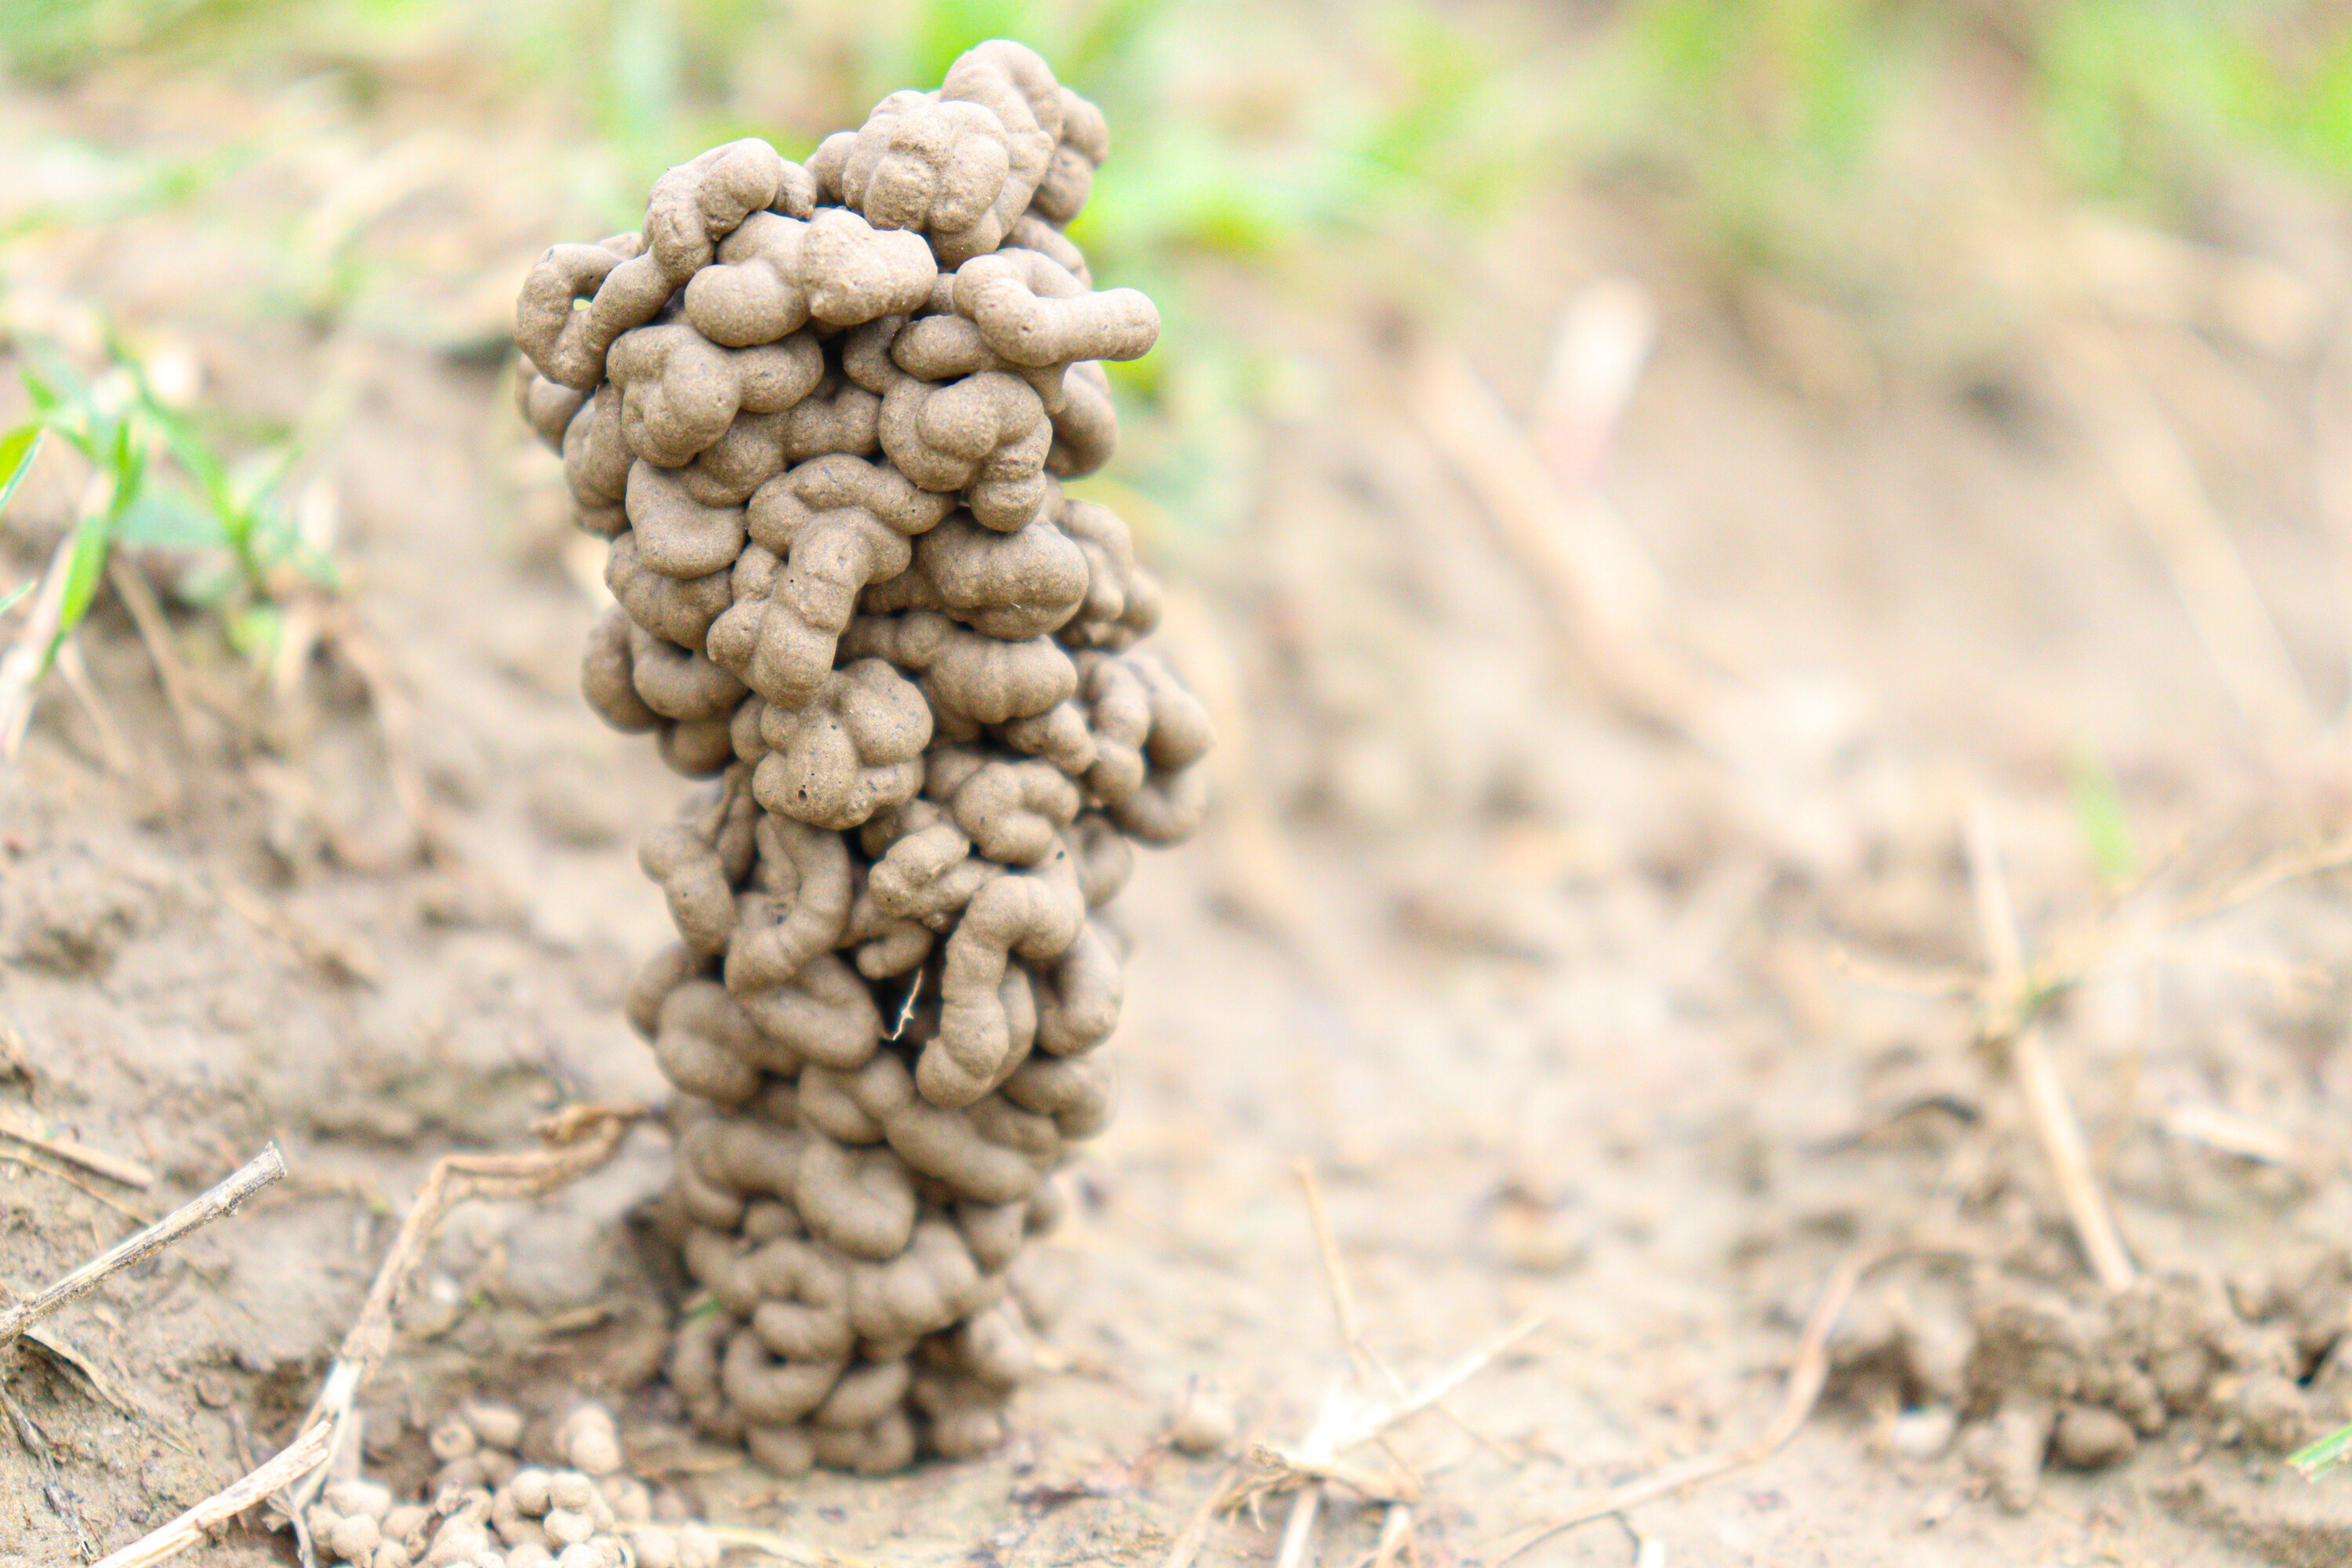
5,331,335,670
6,0,2352,538
1608,0,2352,274
10,1,2352,276
0,0,1573,540
2065,747,2139,887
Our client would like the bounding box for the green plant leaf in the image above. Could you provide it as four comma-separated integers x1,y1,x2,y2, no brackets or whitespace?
147,400,234,521
116,488,229,553
17,340,89,410
2292,1421,2352,1480
44,508,115,671
0,424,45,516
226,600,283,665
2067,750,2138,886
19,367,63,421
105,413,147,520
0,580,31,618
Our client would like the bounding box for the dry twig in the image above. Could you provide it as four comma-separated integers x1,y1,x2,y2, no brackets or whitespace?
1161,1465,1235,1568
278,1105,641,1526
2157,1099,2300,1168
1532,278,1657,493
1406,338,1715,742
1221,1163,1544,1568
53,637,135,775
108,556,204,750
87,1419,332,1568
1298,1156,1376,1391
1273,1475,1324,1568
2053,319,2318,760
325,612,436,855
1227,1310,1541,1537
0,1103,155,1189
1832,816,2352,1283
0,1146,150,1222
2187,832,2352,920
0,531,75,760
0,1145,284,1350
1838,826,2352,1047
1276,1162,1374,1568
1363,1504,1414,1568
1492,1244,1887,1563
0,1012,31,1081
699,1522,884,1568
1965,803,2137,1293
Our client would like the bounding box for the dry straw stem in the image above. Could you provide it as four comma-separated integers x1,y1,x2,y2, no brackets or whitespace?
2158,1098,2299,1167
1272,1476,1323,1568
1363,1502,1414,1568
1406,329,1715,744
0,1144,284,1350
1159,1465,1235,1568
1847,821,2352,1012
0,1145,150,1221
2052,318,2318,761
1492,1243,1888,1564
700,1522,884,1568
2183,831,2352,920
0,1102,156,1188
108,555,203,750
0,529,75,760
87,1418,333,1568
1533,278,1657,494
1964,800,2137,1294
2310,316,2352,725
0,1012,32,1080
1226,1162,1542,1568
325,611,436,855
14,1309,147,1425
1156,586,1311,946
279,1104,641,1525
1296,1156,1377,1392
1252,1440,1415,1504
54,637,135,774
1270,1161,1387,1568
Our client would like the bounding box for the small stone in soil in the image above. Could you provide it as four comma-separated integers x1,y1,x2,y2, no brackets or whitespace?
2052,1405,2136,1470
459,1397,528,1451
2232,1370,2312,1453
1962,1399,2053,1514
1170,1388,1236,1454
1890,1404,1957,1461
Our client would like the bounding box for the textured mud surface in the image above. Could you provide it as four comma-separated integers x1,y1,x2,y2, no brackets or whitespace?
524,42,1210,1475
7,37,2352,1568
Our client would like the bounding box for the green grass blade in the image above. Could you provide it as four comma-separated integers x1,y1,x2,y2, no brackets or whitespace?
2292,1421,2352,1480
115,489,228,553
2067,750,2138,885
147,400,234,520
18,367,62,419
0,580,31,618
106,412,147,520
0,425,45,515
38,420,141,670
43,508,114,672
17,341,89,409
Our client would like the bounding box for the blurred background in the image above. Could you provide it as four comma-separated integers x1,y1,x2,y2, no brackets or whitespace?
12,2,2352,1563
13,0,2352,827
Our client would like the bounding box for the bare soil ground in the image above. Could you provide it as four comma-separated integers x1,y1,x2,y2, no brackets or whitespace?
9,47,2352,1568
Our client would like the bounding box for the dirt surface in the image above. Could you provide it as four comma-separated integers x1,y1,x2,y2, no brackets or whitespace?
9,45,2352,1568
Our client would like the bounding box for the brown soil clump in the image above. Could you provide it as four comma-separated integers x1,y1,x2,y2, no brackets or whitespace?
513,41,1203,1474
